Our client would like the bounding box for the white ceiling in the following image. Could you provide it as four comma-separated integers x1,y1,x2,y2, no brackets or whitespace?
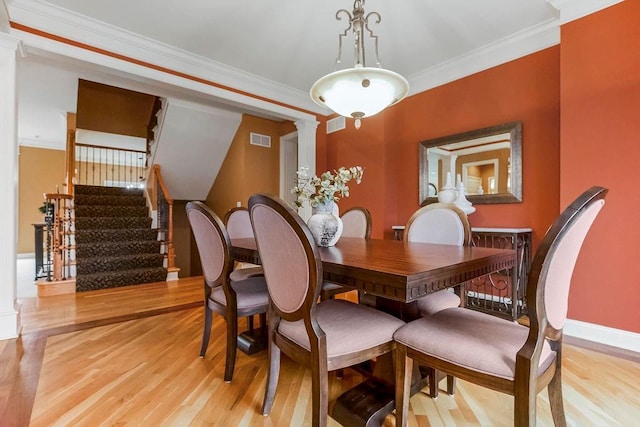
6,0,619,149
22,0,561,92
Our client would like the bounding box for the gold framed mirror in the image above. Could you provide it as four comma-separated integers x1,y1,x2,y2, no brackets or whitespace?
419,121,522,205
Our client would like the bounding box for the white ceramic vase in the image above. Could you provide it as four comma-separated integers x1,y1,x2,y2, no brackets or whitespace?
438,172,457,203
453,181,476,215
307,201,343,247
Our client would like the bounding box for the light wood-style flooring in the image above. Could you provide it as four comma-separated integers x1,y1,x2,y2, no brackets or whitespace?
1,277,639,426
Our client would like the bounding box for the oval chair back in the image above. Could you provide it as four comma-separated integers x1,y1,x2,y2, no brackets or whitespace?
529,186,608,339
404,202,471,246
225,207,255,239
340,207,372,239
249,194,322,319
186,201,232,290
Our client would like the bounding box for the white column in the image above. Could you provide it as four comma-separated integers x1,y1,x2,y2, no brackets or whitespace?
294,119,319,221
0,33,20,340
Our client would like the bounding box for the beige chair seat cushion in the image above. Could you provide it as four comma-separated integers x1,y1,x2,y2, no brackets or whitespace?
417,290,460,316
279,299,405,358
229,266,264,282
211,276,269,311
394,307,555,380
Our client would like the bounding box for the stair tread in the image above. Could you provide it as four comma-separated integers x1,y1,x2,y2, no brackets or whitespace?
78,253,164,260
72,184,167,292
76,240,160,246
75,267,168,291
76,267,166,277
76,266,167,278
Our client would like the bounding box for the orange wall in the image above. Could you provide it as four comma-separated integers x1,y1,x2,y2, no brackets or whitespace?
560,1,640,333
18,146,67,254
207,114,306,218
325,114,389,238
327,47,561,245
207,114,283,217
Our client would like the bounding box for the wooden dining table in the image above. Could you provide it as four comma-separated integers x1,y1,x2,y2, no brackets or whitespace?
231,236,515,427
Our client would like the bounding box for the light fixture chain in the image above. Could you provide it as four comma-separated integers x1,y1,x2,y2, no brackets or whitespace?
352,0,366,67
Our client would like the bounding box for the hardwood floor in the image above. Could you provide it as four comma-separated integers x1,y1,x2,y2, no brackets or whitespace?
2,277,639,426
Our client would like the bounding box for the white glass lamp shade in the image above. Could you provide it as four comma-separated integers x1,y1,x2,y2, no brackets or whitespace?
310,66,409,121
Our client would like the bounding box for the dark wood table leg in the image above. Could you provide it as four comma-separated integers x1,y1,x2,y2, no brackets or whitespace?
237,327,267,354
331,355,430,427
331,298,427,427
237,314,268,355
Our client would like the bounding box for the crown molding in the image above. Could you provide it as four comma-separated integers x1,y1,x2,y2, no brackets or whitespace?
547,0,624,24
165,97,244,120
7,0,324,115
19,137,65,150
8,0,623,118
0,31,19,49
408,18,560,95
12,27,318,124
0,0,10,34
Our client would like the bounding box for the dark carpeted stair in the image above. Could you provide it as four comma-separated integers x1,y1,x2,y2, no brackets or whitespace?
74,185,167,292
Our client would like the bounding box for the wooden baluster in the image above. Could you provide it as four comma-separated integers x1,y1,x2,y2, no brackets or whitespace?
152,165,176,271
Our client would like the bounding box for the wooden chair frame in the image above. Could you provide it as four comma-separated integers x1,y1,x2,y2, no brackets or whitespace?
223,205,265,331
249,194,397,427
395,186,608,426
186,201,268,382
403,201,471,397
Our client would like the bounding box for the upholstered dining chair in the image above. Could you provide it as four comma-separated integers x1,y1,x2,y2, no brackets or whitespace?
394,186,608,427
320,206,372,301
404,202,471,315
248,194,405,427
186,201,270,383
224,207,264,280
403,202,471,396
340,206,372,239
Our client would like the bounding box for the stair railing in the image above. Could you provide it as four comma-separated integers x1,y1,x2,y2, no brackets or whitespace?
65,129,76,195
44,193,74,281
74,143,147,189
150,164,176,271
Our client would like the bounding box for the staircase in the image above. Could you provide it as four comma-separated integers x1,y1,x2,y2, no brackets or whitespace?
74,185,167,292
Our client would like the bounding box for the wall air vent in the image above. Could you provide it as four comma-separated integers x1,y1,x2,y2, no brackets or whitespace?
326,116,346,134
250,132,271,148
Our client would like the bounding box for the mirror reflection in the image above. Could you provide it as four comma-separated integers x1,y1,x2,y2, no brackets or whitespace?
419,122,522,205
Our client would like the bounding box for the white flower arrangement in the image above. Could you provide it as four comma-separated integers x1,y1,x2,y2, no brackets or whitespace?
291,166,364,208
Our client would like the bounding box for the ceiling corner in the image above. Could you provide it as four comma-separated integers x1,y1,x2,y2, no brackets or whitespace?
547,0,625,24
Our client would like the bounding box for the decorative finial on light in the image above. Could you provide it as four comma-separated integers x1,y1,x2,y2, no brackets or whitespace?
310,0,409,129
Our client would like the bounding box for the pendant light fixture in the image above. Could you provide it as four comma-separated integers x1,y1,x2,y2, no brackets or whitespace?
310,0,409,129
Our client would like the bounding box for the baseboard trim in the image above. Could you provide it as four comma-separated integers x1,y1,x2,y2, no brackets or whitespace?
17,253,35,259
0,309,20,340
36,279,75,297
166,267,180,282
564,319,640,354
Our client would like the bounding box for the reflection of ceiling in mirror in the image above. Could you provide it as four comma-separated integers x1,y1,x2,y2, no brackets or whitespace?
436,132,511,156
